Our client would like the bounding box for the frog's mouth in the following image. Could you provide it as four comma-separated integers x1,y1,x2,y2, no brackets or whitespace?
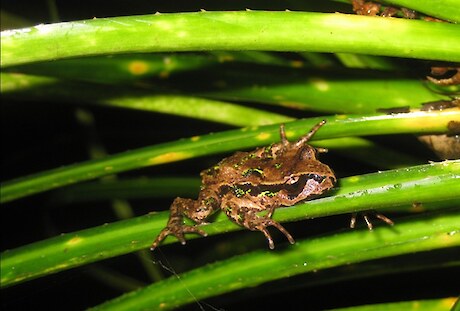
223,174,333,199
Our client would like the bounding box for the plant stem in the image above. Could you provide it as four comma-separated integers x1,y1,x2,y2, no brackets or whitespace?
2,11,460,67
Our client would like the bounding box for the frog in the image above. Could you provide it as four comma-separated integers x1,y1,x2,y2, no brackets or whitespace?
427,67,460,86
352,0,418,19
151,120,336,250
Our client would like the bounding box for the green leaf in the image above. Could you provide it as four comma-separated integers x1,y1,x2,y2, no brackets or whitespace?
2,11,460,67
91,210,460,310
1,112,458,203
0,72,293,127
329,297,458,311
3,65,450,114
1,160,458,288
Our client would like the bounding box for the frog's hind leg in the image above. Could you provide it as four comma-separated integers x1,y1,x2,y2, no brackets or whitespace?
225,203,295,249
294,120,327,148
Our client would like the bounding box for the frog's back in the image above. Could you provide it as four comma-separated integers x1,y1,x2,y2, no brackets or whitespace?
200,150,267,188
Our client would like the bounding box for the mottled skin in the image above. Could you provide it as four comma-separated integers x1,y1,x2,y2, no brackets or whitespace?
427,67,460,86
352,0,381,16
418,98,460,160
151,121,336,250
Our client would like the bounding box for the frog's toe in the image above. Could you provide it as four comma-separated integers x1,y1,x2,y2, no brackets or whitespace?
150,228,172,250
257,219,295,249
170,225,207,246
180,226,208,238
271,220,295,245
350,211,394,230
150,225,207,251
259,227,275,249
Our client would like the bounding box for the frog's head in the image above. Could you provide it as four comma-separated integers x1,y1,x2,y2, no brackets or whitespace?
242,146,335,204
276,121,336,203
282,160,336,203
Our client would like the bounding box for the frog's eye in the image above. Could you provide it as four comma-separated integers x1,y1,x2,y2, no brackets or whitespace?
309,173,325,182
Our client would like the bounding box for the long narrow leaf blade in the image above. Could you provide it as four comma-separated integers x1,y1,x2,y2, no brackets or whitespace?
91,211,460,310
2,12,460,67
1,112,458,203
1,161,458,288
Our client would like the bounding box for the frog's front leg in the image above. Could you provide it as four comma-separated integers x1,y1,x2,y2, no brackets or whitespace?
224,200,295,249
151,197,215,250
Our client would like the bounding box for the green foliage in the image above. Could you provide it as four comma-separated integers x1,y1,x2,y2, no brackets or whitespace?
1,1,459,310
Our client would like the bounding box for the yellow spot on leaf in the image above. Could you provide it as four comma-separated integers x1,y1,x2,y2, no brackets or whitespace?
163,57,172,65
256,132,271,141
67,236,83,246
217,55,234,63
286,130,295,139
177,31,187,38
290,60,304,68
280,101,309,109
309,78,330,92
191,136,200,142
149,152,190,165
441,297,457,309
128,61,149,75
348,176,360,183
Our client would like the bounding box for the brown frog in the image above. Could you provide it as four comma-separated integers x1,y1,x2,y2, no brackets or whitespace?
151,120,336,250
427,67,460,86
